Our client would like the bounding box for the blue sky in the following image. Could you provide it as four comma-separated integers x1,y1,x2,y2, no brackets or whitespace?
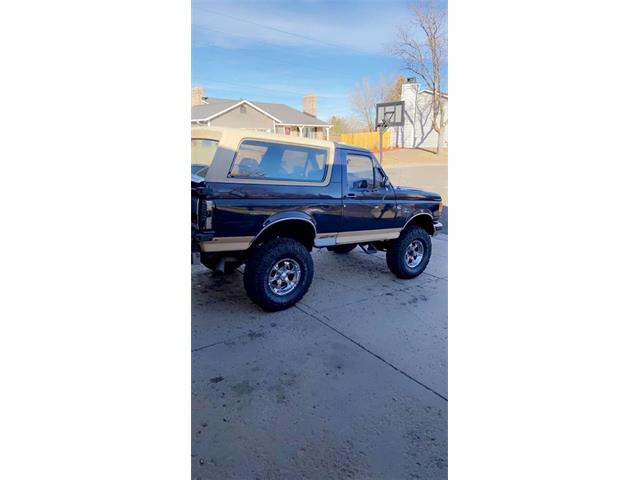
192,0,447,120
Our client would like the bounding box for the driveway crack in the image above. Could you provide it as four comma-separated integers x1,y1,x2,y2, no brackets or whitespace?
294,305,448,403
192,332,248,353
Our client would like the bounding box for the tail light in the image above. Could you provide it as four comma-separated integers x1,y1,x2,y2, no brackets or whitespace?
198,199,214,230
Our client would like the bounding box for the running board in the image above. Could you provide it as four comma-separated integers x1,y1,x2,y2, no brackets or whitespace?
359,243,378,255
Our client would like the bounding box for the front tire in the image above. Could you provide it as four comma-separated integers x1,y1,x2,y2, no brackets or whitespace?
386,226,432,279
243,237,314,312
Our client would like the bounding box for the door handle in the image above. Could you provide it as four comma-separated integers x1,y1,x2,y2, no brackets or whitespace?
346,193,357,198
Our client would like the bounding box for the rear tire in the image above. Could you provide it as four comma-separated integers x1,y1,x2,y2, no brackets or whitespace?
243,237,314,312
327,244,357,254
386,226,432,279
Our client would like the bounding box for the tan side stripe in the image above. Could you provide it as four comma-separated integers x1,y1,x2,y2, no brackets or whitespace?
200,228,402,253
200,236,253,253
335,228,401,244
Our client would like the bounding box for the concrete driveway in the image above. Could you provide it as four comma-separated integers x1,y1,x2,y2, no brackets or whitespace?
192,235,448,479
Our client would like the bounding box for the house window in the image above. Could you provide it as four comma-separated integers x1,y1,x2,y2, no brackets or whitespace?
228,139,328,182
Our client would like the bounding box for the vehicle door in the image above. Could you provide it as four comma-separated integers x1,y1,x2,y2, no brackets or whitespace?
338,149,398,241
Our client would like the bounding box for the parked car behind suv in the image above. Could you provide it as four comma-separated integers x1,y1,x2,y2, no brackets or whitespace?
192,127,443,311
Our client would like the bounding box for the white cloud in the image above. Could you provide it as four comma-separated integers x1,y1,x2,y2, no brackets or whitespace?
192,0,415,55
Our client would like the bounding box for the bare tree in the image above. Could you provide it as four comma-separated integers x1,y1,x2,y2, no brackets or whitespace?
385,75,407,102
328,115,364,135
391,1,447,152
350,77,394,131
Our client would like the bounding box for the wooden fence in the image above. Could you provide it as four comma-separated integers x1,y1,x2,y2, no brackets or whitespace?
339,131,391,151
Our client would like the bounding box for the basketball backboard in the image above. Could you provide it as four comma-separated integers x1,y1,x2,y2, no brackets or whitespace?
376,101,405,127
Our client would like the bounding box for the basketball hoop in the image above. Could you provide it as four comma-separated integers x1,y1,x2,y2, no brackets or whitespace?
376,101,405,128
375,101,405,163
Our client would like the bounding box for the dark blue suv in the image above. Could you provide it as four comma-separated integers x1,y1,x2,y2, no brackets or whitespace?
192,127,443,311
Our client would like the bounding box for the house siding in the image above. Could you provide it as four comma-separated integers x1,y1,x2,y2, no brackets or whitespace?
392,83,448,149
207,104,274,130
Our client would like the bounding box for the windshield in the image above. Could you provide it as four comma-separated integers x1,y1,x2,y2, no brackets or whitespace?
191,139,219,178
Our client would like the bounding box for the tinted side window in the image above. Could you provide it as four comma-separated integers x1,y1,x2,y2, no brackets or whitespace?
228,140,328,182
346,154,374,190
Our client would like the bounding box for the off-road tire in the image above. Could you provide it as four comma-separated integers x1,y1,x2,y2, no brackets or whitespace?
328,244,357,254
386,225,432,279
200,256,242,275
243,237,314,312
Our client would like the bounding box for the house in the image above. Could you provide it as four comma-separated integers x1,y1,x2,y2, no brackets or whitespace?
191,87,331,140
391,78,448,149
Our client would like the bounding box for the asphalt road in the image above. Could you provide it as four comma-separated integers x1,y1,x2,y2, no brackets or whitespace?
192,235,448,479
378,148,448,233
377,148,448,206
439,206,448,235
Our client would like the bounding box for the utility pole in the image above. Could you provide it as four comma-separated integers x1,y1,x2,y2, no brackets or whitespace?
378,118,388,164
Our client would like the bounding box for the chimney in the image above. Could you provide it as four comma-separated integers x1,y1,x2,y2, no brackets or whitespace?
191,85,204,106
303,94,317,117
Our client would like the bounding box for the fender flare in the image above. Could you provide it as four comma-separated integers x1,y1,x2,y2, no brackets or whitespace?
262,211,317,230
250,211,318,248
402,211,435,234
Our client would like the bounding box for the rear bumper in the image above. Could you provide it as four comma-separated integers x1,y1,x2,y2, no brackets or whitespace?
433,222,443,235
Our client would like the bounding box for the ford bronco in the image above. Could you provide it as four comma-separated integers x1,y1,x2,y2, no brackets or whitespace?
192,127,444,311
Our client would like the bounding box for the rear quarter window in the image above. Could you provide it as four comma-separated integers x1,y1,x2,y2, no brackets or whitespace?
191,139,219,177
228,139,328,182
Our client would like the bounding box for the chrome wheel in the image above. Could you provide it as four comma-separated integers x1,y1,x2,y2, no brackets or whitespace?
268,258,301,296
404,240,424,268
